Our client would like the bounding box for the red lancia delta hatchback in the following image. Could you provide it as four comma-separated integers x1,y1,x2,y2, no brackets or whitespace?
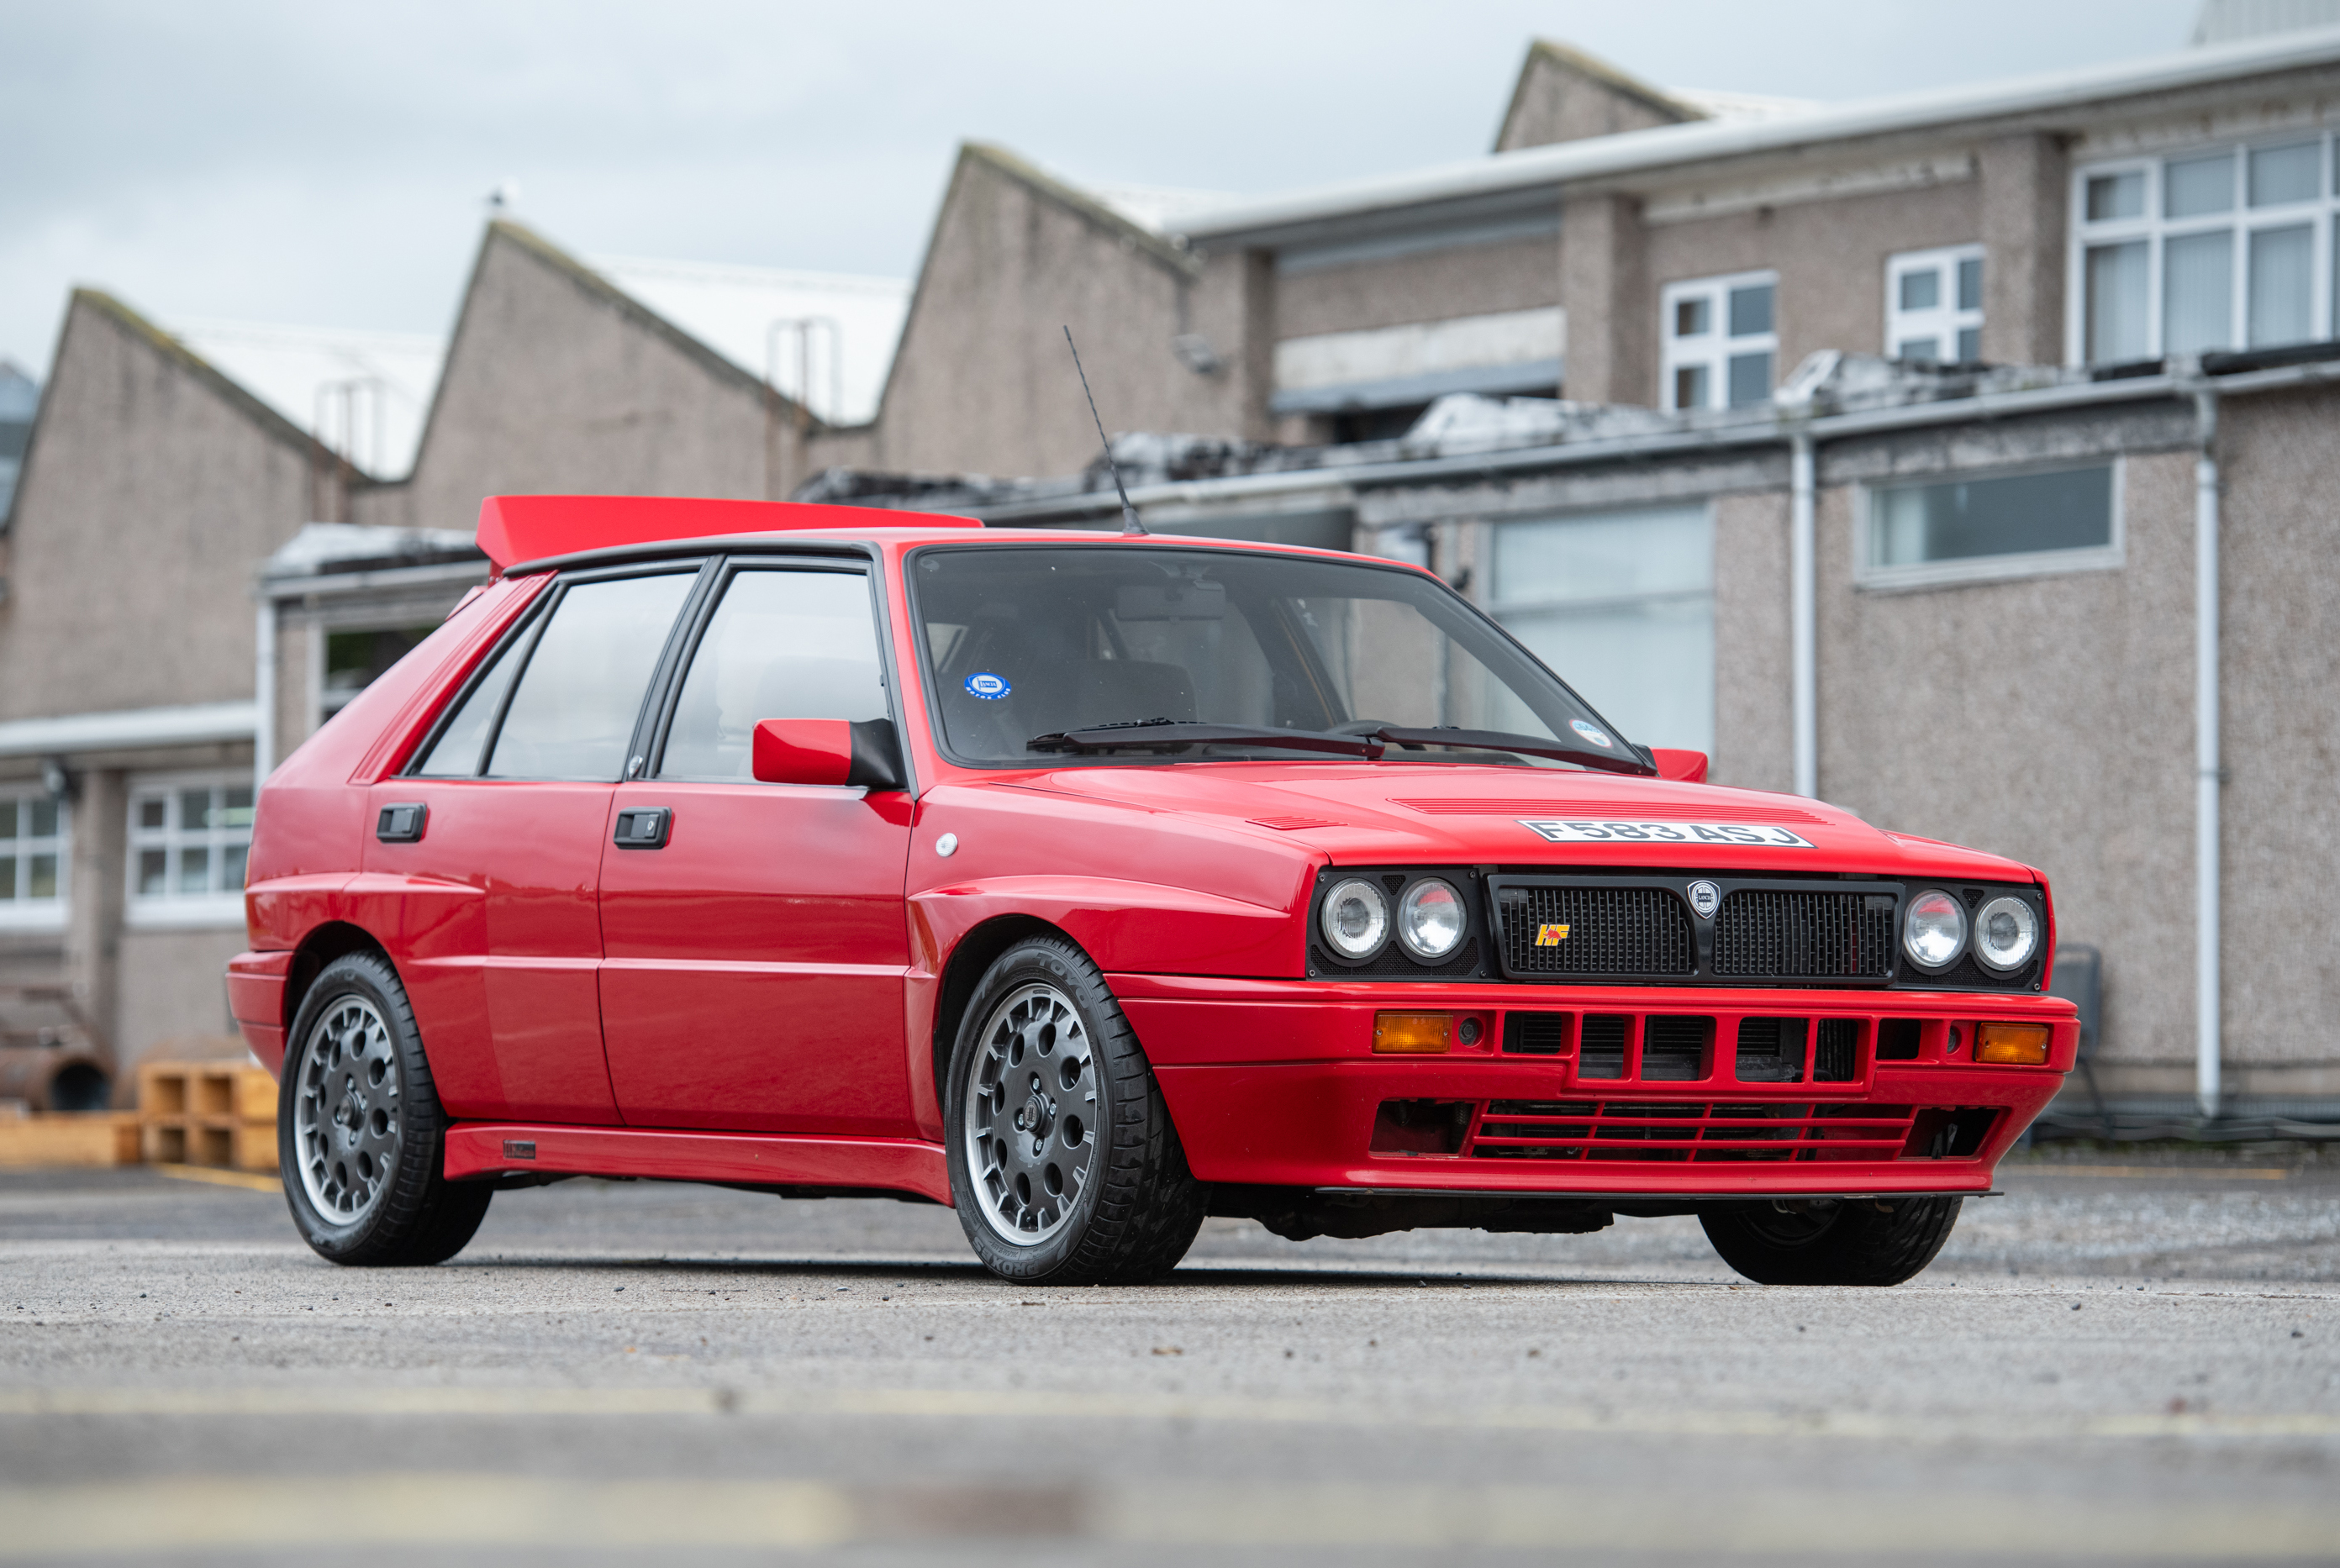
229,495,2076,1286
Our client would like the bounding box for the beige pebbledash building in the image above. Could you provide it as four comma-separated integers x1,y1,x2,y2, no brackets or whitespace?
6,16,2340,1129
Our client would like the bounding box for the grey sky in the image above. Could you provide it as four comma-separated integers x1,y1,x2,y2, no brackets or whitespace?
2,0,2203,379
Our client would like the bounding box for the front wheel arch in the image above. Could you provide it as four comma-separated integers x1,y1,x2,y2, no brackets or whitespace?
930,914,1065,1130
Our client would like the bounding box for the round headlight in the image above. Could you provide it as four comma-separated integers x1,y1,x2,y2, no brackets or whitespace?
1972,894,2039,972
1396,878,1467,960
1903,890,1967,971
1320,878,1389,960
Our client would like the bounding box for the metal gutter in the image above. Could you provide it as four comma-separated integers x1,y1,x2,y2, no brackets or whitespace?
0,701,259,759
1789,435,1817,799
1180,27,2340,244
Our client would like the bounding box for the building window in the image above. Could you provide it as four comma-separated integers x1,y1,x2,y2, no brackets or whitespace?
127,774,254,927
1887,245,1984,363
1858,463,2121,590
0,789,67,929
320,624,440,723
1487,503,1715,752
1661,272,1777,412
2071,137,2337,364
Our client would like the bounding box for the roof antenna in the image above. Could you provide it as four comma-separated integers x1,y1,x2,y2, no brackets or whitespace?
1064,325,1145,536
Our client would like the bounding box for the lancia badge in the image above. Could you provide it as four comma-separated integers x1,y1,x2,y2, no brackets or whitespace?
1688,881,1721,919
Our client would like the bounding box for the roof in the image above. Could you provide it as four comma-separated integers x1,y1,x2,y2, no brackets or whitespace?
0,700,257,759
261,522,482,581
1178,24,2340,243
477,493,981,572
171,319,445,481
590,255,910,427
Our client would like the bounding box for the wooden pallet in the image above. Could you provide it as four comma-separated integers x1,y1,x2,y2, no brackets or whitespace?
0,1110,142,1167
138,1061,277,1172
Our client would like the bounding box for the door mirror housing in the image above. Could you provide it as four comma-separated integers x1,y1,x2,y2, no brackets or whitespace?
751,718,907,790
1651,748,1709,783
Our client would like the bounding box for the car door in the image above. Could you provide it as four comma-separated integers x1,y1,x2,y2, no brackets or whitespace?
597,557,917,1137
366,563,703,1124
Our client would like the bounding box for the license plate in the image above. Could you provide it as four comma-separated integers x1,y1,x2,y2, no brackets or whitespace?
1517,818,1816,848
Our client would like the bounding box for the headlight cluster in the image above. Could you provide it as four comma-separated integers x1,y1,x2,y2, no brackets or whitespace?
1901,888,2040,975
1319,875,1470,965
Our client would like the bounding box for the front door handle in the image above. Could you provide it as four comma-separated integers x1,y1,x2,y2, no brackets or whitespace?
613,807,672,850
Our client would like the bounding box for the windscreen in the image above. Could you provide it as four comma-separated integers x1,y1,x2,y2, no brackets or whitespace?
911,545,1631,766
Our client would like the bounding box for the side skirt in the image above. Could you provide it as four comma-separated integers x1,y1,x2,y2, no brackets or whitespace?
442,1124,953,1205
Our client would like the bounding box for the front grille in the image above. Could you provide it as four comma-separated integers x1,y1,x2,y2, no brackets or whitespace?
1499,886,1693,976
1731,1017,1860,1083
1467,1099,1917,1163
1713,890,1895,981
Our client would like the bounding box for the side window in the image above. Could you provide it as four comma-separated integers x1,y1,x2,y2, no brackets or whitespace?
659,569,886,779
413,632,525,777
484,572,696,781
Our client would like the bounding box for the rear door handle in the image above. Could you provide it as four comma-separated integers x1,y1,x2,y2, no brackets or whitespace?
613,807,672,850
375,802,427,843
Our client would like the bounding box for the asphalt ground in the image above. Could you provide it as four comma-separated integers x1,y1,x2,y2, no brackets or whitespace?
3,1150,2336,1565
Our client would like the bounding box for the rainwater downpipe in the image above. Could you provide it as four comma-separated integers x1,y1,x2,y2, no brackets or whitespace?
253,595,276,792
1789,432,1817,798
2193,388,2222,1121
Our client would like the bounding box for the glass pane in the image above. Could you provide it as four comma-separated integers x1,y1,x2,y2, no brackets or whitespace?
1957,255,1984,312
2248,224,2313,346
220,787,255,828
1897,337,1941,364
1727,282,1774,338
1898,269,1940,311
1673,296,1710,337
2086,171,2145,222
661,571,887,780
2163,229,2234,354
2084,241,2151,361
415,631,525,777
177,847,209,895
1956,326,1982,361
1870,466,2115,566
488,572,696,781
1492,506,1714,608
180,789,210,832
136,798,166,831
0,855,13,898
29,855,55,899
1726,350,1773,408
138,849,167,897
1497,597,1713,754
0,800,17,840
1672,364,1709,411
2248,142,2318,208
323,624,436,713
222,844,249,890
2165,153,2235,218
28,798,55,838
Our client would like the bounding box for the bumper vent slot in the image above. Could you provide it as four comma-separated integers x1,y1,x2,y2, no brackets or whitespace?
1735,1017,1808,1083
1714,890,1895,981
1578,1014,1630,1079
1469,1101,1918,1163
1503,1013,1573,1055
1642,1016,1713,1081
1814,1018,1860,1081
1498,886,1693,976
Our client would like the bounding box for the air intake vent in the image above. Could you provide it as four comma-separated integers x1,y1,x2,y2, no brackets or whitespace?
1579,1014,1630,1079
1713,890,1895,980
1642,1016,1713,1081
1814,1018,1860,1081
1735,1017,1807,1083
1503,1013,1572,1055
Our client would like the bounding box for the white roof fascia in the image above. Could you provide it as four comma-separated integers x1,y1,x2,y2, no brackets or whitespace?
0,702,259,758
1179,26,2340,242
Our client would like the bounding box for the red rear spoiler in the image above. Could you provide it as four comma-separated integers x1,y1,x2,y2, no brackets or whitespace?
476,494,983,573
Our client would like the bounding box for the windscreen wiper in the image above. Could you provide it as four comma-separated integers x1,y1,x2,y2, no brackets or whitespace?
1368,725,1656,777
1028,719,1381,758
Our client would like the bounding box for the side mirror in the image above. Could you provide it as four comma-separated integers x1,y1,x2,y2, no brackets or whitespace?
1651,748,1709,783
751,718,907,790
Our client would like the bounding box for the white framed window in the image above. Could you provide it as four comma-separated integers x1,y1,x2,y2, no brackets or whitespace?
1661,271,1778,412
2069,135,2337,364
1887,245,1984,364
0,787,67,931
1856,460,2121,592
126,771,253,929
1486,503,1715,751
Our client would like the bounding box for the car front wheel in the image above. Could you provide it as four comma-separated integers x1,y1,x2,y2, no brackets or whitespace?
946,936,1204,1285
1700,1196,1961,1286
280,951,492,1266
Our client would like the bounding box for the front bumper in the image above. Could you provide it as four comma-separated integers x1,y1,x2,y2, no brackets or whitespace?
1113,974,2074,1198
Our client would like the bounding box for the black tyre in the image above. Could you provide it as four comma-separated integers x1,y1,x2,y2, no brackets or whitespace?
946,936,1205,1285
1700,1196,1962,1286
279,952,492,1266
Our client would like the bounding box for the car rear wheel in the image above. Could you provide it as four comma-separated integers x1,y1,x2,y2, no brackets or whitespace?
280,952,492,1266
946,936,1204,1285
1699,1196,1961,1286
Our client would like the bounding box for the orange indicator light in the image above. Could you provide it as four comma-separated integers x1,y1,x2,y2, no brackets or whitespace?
1373,1012,1454,1054
1975,1023,2052,1065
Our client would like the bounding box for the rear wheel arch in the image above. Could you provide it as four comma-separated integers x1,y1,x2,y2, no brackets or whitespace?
283,923,393,1039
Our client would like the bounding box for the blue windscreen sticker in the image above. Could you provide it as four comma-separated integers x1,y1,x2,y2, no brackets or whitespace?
1570,718,1614,749
965,672,1011,700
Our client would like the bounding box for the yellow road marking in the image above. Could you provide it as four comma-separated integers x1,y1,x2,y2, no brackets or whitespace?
153,1163,282,1194
2009,1165,2294,1180
0,1474,2333,1557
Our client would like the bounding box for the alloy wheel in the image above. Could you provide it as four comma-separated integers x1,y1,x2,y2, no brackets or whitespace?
293,997,403,1224
961,981,1098,1244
